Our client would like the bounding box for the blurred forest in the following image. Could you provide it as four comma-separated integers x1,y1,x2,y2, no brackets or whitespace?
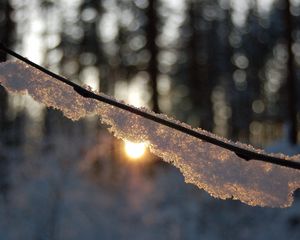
1,0,300,239
1,0,300,146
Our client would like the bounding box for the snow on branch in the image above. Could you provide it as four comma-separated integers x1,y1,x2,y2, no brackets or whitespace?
1,48,300,207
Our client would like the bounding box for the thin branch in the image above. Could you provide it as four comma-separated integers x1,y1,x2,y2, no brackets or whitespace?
0,43,300,170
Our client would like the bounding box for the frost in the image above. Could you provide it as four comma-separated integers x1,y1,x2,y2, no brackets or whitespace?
1,60,300,207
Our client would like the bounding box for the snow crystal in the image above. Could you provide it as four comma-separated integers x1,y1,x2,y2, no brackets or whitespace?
1,60,300,207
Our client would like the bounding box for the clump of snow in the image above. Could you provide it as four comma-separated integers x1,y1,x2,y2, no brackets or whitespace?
1,60,300,207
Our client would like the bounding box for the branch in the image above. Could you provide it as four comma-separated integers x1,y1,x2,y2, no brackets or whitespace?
0,42,299,170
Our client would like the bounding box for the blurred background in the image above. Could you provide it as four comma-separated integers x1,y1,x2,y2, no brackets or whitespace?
1,0,300,239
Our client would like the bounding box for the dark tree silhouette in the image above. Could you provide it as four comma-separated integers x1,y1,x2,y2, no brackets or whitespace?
0,0,14,137
284,0,298,144
146,0,160,112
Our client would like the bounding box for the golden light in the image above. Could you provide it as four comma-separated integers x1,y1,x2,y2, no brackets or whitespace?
124,141,147,160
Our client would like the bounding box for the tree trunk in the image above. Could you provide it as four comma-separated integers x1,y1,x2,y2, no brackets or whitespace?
146,0,160,112
0,1,14,137
284,0,298,144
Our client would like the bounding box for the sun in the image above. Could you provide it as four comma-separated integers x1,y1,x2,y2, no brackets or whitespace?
124,140,147,160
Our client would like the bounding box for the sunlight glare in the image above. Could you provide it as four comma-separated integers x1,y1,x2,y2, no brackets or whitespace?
124,141,147,160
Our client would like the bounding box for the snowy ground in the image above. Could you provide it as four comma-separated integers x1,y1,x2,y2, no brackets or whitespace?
1,130,300,240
